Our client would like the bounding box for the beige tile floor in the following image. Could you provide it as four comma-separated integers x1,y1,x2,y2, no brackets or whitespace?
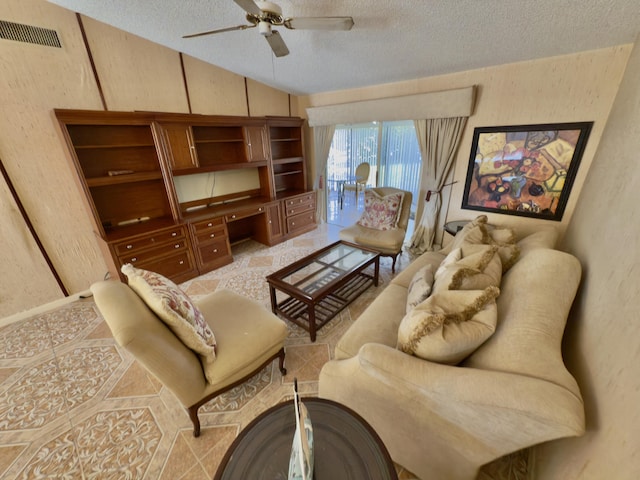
0,223,529,480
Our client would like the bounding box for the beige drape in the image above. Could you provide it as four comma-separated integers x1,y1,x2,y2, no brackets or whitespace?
409,117,468,253
312,125,336,223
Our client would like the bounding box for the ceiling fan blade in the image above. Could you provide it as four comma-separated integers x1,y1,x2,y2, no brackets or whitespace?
183,24,255,39
265,30,289,57
233,0,263,16
284,16,354,31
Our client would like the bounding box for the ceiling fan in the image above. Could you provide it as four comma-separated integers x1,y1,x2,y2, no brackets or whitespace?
183,0,354,57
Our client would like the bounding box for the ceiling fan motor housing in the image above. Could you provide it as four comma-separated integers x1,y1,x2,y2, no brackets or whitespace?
247,1,284,28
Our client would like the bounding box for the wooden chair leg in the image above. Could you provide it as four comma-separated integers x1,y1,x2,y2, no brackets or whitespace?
188,405,201,438
391,254,398,273
278,347,287,375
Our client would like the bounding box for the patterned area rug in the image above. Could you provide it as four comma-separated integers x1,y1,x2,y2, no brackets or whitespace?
0,224,530,479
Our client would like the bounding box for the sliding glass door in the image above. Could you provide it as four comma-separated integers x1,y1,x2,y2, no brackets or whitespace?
326,120,422,224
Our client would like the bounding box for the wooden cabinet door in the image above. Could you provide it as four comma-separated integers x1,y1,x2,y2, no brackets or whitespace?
266,201,285,242
161,124,199,170
244,125,269,162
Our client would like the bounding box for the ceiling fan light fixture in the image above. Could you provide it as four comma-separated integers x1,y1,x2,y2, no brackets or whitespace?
258,21,272,36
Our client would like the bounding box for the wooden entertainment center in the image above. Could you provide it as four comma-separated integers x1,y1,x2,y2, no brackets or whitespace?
55,109,316,283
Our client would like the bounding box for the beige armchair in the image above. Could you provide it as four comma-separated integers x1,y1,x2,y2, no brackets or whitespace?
339,186,412,272
91,281,288,437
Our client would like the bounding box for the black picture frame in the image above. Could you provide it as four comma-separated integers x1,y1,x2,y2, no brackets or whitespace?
461,122,593,221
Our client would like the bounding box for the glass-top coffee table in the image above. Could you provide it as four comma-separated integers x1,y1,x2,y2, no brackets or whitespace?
266,241,380,341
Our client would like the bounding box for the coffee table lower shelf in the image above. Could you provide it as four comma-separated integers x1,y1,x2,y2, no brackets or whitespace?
273,273,374,341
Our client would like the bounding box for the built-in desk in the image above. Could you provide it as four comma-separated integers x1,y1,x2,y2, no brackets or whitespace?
180,191,316,276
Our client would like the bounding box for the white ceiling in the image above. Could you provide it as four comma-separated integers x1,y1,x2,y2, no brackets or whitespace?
47,0,640,96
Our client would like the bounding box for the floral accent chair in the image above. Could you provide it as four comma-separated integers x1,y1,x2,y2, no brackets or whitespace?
339,187,412,272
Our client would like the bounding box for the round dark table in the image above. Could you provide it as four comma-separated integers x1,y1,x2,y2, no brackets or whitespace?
214,397,398,480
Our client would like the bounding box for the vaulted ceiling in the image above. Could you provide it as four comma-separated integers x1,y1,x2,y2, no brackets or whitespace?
48,0,640,96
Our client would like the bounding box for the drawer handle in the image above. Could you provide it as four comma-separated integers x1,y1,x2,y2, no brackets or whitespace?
213,249,218,253
171,232,177,237
258,207,263,212
207,222,213,227
292,222,295,226
179,260,184,265
210,233,215,238
174,244,180,249
131,257,137,262
126,245,133,249
269,220,272,224
289,210,294,214
231,215,236,219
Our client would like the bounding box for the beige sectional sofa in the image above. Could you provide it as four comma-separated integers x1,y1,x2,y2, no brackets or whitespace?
319,222,585,480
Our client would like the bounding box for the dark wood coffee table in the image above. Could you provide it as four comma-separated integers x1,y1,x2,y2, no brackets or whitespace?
266,241,380,341
214,397,398,480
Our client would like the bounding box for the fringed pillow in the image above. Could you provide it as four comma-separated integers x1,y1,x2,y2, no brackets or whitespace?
433,244,502,293
397,286,500,365
446,215,520,272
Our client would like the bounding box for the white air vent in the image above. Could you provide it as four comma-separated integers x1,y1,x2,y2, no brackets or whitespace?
0,20,61,48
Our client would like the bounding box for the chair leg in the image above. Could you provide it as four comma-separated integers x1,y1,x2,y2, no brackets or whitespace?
278,347,287,375
188,406,201,438
391,253,399,273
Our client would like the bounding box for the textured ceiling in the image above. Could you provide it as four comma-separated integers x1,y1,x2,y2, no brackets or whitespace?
47,0,640,96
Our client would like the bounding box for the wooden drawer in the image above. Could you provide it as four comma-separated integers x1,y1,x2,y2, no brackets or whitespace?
113,226,186,255
191,216,224,233
225,205,265,223
118,238,189,265
285,199,315,217
197,237,231,265
286,211,316,233
285,192,315,208
195,224,227,244
133,250,195,280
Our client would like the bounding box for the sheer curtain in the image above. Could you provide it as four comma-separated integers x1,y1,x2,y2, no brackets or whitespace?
312,125,336,223
409,116,468,253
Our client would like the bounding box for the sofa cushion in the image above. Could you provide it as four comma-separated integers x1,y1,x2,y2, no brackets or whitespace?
432,244,502,293
397,286,500,364
121,264,217,366
357,190,404,231
406,264,434,313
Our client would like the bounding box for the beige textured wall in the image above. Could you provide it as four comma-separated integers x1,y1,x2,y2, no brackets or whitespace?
182,55,248,116
297,46,631,243
246,78,291,117
534,35,640,479
0,0,107,316
0,0,293,317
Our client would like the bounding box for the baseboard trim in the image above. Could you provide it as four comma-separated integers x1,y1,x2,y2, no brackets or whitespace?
0,290,91,328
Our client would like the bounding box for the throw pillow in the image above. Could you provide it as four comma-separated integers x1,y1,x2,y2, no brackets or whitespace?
406,264,435,313
485,225,520,271
121,264,217,371
434,247,463,280
445,215,520,272
357,190,404,231
432,244,502,294
397,286,500,365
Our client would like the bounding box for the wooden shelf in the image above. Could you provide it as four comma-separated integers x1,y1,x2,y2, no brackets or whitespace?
275,170,304,177
74,143,155,149
86,171,163,187
194,138,244,144
273,156,304,164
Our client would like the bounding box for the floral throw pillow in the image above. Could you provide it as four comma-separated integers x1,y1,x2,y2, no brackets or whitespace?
357,190,404,231
121,264,217,365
